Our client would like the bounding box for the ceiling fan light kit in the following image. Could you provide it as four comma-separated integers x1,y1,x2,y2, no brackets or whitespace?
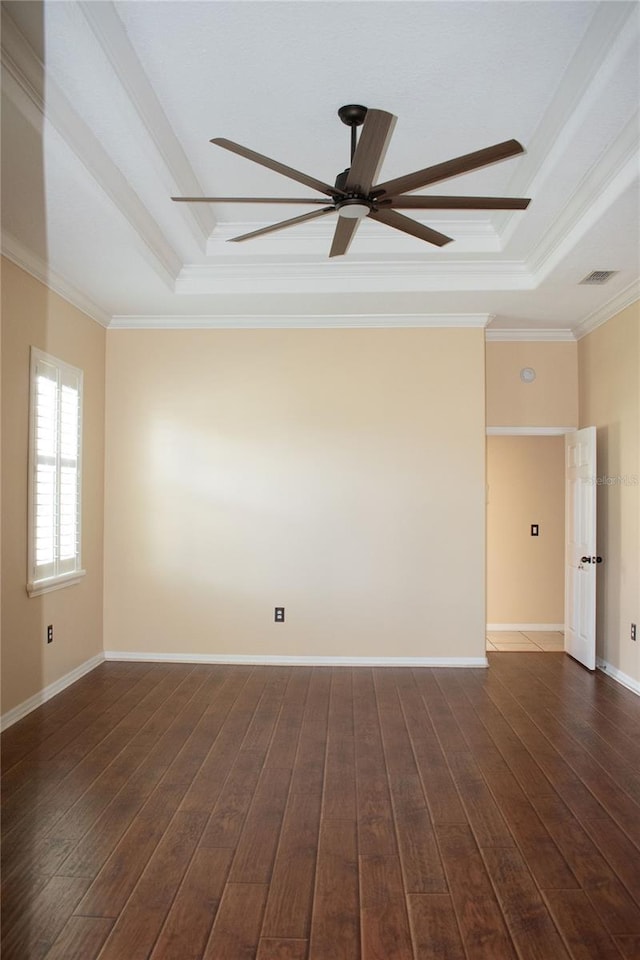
172,105,531,257
337,201,371,220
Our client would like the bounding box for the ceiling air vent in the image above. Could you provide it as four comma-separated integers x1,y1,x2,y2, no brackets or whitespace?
580,270,617,285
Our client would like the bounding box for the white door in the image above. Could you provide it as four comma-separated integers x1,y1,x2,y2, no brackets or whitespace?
564,426,598,669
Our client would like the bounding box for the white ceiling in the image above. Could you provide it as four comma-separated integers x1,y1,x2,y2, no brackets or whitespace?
1,0,639,336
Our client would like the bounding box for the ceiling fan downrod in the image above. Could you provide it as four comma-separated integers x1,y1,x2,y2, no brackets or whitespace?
335,104,368,193
338,104,368,163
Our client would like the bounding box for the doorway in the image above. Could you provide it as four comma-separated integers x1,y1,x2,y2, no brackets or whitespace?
486,432,565,653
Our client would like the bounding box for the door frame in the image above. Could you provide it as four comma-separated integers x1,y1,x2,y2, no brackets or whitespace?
485,425,577,638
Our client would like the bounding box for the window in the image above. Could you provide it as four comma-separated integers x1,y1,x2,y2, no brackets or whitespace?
27,348,85,596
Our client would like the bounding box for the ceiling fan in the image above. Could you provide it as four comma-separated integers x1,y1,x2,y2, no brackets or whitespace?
172,104,530,257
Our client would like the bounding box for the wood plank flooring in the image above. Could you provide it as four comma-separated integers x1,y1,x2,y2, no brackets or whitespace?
2,653,640,959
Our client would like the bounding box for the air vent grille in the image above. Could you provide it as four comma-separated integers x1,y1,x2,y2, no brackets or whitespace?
580,270,617,285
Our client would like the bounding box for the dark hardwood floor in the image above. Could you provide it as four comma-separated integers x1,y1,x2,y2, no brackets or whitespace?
2,653,640,959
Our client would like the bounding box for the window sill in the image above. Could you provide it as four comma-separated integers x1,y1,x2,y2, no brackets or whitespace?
27,570,86,598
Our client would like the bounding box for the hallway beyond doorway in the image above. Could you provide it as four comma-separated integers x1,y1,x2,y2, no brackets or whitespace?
487,630,564,652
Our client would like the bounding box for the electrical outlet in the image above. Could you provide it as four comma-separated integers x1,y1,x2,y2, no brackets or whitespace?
632,623,637,642
274,607,285,623
46,624,54,644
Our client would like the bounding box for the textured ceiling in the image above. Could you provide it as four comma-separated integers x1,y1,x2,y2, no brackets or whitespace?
1,0,638,334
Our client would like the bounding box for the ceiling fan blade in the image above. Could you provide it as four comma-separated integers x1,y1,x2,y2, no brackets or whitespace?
384,195,531,210
211,138,344,198
228,207,334,243
344,109,397,194
373,139,525,198
329,217,361,258
369,209,453,247
172,197,330,204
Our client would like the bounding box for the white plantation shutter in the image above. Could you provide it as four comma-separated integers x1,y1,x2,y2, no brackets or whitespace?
28,348,84,595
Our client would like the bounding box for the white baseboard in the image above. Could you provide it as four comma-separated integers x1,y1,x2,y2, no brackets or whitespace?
0,652,105,732
104,651,488,668
3,648,633,734
487,623,564,632
596,658,640,697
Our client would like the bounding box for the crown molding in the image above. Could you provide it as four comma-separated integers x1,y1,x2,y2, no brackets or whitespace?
206,217,501,256
78,1,214,248
2,235,110,328
1,9,181,287
486,426,576,436
498,1,640,244
485,328,576,342
108,312,492,330
527,116,640,282
572,281,640,339
175,259,532,295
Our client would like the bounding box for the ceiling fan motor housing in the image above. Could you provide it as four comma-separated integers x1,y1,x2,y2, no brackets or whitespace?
334,168,373,218
334,169,356,193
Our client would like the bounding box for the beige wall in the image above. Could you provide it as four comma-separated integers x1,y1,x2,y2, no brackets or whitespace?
579,301,639,685
487,435,564,624
486,341,578,427
104,327,486,660
1,258,105,714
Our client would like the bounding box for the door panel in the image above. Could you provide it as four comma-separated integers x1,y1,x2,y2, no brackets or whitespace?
564,427,597,669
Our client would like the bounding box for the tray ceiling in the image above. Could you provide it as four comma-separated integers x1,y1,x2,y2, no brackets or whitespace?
1,0,639,335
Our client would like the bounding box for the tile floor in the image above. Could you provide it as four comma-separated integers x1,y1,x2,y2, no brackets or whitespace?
486,630,565,652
